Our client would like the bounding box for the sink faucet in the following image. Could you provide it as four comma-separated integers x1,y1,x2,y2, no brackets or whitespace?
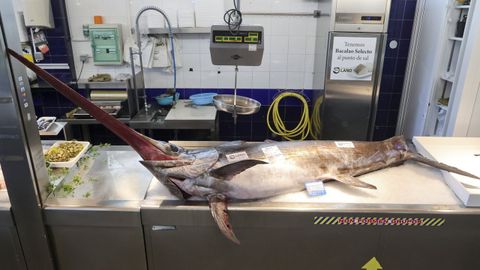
134,6,177,113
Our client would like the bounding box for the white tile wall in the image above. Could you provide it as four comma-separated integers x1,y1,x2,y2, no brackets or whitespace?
270,72,287,89
304,55,315,73
287,54,306,72
200,53,216,71
270,54,288,72
181,37,200,54
237,71,253,89
270,17,290,36
269,36,288,54
200,71,218,88
218,71,235,88
288,36,307,54
287,72,304,89
66,0,329,89
304,72,314,89
183,70,201,88
182,53,201,71
252,72,270,88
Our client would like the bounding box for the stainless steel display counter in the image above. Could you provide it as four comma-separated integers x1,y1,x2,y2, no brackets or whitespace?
43,143,480,270
43,146,150,270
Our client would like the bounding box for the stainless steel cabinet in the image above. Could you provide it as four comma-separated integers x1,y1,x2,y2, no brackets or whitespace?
0,208,27,270
44,208,147,270
142,203,480,270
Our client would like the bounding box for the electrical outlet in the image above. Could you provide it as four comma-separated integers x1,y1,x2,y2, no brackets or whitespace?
79,54,89,63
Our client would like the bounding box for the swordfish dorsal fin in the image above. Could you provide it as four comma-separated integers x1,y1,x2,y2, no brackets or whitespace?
330,175,377,190
210,160,268,180
208,194,240,244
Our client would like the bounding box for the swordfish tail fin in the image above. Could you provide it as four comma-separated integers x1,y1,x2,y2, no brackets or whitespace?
7,48,174,161
406,152,480,180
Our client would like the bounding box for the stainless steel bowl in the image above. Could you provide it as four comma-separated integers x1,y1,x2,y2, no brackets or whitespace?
213,94,261,115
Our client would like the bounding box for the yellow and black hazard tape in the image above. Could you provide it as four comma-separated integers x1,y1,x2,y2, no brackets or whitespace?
313,216,446,227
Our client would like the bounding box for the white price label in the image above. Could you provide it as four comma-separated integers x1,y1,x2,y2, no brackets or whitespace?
305,181,326,196
335,141,355,148
261,146,284,161
226,151,249,162
248,44,257,51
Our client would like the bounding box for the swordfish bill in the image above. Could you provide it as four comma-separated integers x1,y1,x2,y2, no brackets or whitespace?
7,48,174,161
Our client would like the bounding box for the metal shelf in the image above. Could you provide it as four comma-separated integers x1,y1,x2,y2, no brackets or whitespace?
441,72,455,83
455,5,470,9
449,37,463,41
76,79,131,89
147,27,211,35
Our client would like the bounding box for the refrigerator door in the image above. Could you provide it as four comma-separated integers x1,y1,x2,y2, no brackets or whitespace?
323,32,386,140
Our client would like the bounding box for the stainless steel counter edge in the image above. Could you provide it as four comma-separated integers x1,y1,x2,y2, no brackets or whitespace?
44,200,143,211
141,199,480,215
43,205,143,227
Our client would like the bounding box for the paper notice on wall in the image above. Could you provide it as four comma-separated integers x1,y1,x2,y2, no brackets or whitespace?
330,36,378,81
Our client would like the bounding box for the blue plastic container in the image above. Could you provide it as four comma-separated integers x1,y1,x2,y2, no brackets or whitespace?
155,93,180,106
189,92,217,105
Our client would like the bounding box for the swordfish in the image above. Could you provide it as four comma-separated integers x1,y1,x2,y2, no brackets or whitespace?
8,49,480,244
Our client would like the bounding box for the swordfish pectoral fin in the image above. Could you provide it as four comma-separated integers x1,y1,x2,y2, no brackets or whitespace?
330,175,377,190
406,152,480,180
208,194,240,245
210,160,268,180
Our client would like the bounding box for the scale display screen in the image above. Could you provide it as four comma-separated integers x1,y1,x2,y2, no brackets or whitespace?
212,30,262,44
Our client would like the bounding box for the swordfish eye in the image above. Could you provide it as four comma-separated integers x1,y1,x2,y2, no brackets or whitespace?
166,143,184,154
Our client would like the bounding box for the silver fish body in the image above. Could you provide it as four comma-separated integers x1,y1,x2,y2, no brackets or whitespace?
141,136,480,244
145,136,405,200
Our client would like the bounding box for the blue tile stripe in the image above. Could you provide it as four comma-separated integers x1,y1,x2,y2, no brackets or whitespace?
146,88,319,107
374,0,417,140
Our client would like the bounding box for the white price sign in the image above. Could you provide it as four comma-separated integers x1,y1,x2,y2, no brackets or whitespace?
330,36,377,81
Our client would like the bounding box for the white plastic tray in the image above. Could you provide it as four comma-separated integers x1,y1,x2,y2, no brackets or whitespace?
39,122,67,136
46,141,90,168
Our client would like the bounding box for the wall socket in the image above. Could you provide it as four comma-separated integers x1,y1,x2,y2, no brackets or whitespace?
79,54,89,63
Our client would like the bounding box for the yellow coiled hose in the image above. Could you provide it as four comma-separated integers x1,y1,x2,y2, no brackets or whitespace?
267,92,323,141
310,95,323,139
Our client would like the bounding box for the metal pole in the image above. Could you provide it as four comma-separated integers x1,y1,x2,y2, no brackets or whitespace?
129,47,140,113
233,65,238,125
134,18,148,113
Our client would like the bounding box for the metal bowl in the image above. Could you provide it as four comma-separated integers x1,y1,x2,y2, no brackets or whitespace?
213,95,261,115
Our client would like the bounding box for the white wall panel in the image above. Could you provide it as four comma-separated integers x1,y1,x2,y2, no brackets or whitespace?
66,0,327,89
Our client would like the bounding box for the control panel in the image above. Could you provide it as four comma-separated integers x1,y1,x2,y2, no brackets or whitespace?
210,25,264,66
89,24,123,65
